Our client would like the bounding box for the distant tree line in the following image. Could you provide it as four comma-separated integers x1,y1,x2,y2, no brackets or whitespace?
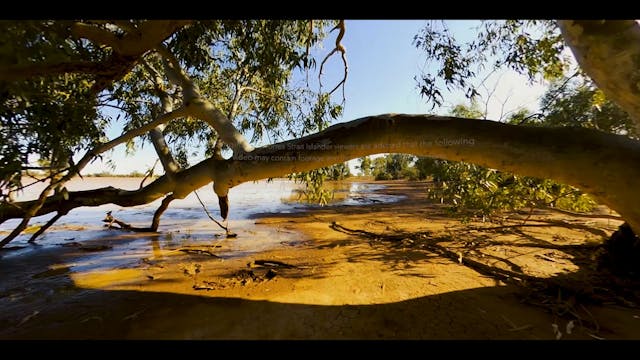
86,171,153,178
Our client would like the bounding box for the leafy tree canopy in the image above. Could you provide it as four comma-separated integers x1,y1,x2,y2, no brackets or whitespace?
0,20,342,197
3,19,640,250
414,20,568,109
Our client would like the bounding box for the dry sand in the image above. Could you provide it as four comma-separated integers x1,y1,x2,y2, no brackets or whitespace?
1,180,639,339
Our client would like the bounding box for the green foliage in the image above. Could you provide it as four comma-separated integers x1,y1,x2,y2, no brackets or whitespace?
425,160,596,220
449,100,484,119
421,103,597,221
372,154,416,180
535,77,638,138
109,20,340,158
289,167,334,206
327,162,351,181
412,21,634,221
414,20,566,108
86,171,160,178
287,90,346,204
357,156,372,176
0,21,109,192
288,161,350,205
127,171,145,177
401,166,419,181
88,171,114,177
0,20,343,201
413,157,441,180
371,157,387,179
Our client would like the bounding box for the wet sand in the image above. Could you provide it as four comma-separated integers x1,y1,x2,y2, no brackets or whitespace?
1,180,639,339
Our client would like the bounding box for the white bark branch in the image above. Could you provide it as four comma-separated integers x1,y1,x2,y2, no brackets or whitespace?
149,126,180,177
155,45,199,100
143,60,181,177
71,22,123,52
559,20,640,134
3,114,640,237
72,106,189,178
72,21,191,57
155,44,254,154
216,114,640,232
188,100,255,154
1,105,190,246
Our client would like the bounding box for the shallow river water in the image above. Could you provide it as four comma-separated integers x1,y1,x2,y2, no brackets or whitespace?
0,178,404,272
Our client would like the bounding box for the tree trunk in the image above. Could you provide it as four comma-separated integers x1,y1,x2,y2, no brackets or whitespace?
558,20,640,134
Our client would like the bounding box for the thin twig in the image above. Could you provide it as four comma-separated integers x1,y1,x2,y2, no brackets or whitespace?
318,20,348,100
579,304,600,333
28,211,67,243
193,190,229,232
139,159,159,189
517,70,581,125
522,206,535,225
13,167,70,193
305,20,313,86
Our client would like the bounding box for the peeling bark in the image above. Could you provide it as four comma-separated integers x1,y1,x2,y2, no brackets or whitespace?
2,114,640,245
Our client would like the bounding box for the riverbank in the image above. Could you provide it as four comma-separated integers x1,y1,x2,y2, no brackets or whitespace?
1,180,638,339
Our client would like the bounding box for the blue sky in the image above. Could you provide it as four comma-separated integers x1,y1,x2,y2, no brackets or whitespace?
81,20,549,175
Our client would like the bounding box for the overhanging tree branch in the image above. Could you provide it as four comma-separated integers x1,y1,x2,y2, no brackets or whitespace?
559,20,640,134
3,114,640,247
71,22,123,51
155,44,254,156
0,185,55,247
72,20,191,57
155,44,199,99
0,21,192,245
71,22,123,53
69,20,191,94
0,21,186,83
143,60,181,177
71,106,189,178
0,105,190,245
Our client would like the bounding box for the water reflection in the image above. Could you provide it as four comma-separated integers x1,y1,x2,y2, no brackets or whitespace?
1,179,405,274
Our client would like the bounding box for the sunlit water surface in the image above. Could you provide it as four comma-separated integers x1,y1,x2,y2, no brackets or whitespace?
0,178,404,273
